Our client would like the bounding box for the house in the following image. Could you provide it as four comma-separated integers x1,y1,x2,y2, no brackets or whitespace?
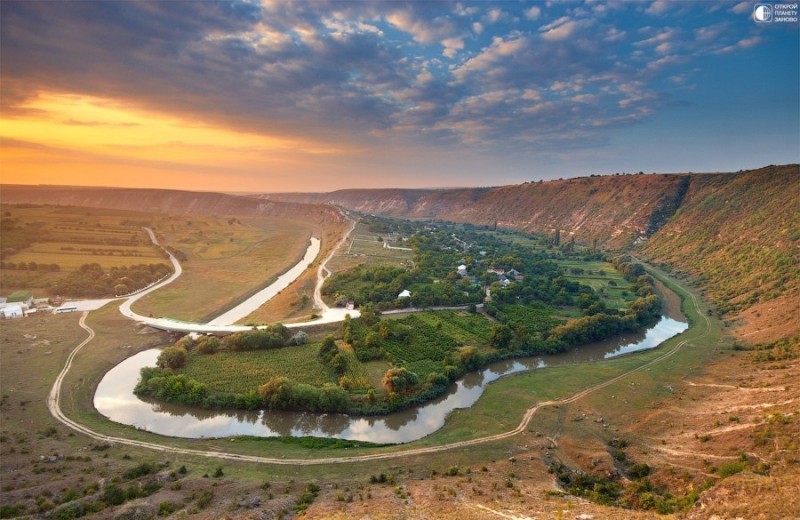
346,300,355,311
398,289,411,299
457,264,468,276
487,268,505,276
499,277,512,288
507,268,524,281
2,304,24,319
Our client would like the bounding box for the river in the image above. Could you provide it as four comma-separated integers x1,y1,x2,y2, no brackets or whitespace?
94,312,688,444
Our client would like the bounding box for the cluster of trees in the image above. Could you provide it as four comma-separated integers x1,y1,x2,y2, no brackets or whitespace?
0,261,60,271
224,324,308,351
155,326,309,364
52,262,172,297
318,336,348,375
483,258,662,355
258,377,348,412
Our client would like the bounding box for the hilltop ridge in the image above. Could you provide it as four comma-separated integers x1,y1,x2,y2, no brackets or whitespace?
0,185,343,226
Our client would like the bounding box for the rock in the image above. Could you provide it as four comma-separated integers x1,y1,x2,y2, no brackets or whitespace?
239,497,262,509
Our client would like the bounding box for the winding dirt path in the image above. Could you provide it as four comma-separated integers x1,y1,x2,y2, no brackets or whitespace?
47,278,711,466
313,216,357,313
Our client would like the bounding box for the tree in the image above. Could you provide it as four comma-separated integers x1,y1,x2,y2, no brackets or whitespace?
197,336,220,354
288,330,309,345
157,346,188,370
490,324,514,349
381,367,419,395
258,377,294,409
330,353,347,375
319,336,338,364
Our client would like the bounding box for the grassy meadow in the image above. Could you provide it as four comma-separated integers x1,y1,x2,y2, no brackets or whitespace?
237,218,350,325
131,215,314,322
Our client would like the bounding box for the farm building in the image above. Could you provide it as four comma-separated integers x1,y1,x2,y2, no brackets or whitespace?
2,304,24,319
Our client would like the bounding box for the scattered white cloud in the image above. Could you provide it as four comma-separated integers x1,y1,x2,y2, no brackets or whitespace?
442,37,465,58
486,8,505,24
731,1,751,14
539,17,580,41
645,0,671,15
525,6,541,20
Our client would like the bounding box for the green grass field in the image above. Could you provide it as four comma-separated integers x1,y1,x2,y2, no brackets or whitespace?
556,259,636,310
182,344,337,395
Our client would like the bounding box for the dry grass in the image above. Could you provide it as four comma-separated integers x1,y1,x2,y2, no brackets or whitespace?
131,214,314,322
241,218,350,324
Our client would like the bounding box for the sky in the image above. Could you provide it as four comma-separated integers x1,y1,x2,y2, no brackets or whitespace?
1,0,798,193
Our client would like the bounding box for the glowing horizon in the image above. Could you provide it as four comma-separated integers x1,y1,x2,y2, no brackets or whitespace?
1,1,797,192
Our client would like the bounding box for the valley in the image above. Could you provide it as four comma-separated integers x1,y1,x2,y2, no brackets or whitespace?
1,166,798,519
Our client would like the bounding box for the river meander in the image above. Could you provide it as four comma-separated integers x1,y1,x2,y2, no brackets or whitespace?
94,312,688,443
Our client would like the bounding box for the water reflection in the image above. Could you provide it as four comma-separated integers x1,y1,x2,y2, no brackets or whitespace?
95,316,687,443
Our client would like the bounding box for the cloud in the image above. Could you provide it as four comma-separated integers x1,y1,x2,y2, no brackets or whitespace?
442,37,465,58
1,0,786,179
730,1,751,14
486,8,506,24
539,17,582,41
645,0,672,15
525,6,542,20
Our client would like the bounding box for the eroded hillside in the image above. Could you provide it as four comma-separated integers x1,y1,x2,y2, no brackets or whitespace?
640,165,799,342
264,174,698,247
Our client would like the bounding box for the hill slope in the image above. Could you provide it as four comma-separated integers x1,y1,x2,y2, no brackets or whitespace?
640,165,799,342
0,185,343,226
263,174,692,247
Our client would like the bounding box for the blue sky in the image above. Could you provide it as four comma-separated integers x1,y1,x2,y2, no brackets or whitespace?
1,0,798,191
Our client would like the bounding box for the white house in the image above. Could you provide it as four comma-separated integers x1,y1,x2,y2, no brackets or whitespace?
457,264,468,275
2,304,24,319
398,289,411,299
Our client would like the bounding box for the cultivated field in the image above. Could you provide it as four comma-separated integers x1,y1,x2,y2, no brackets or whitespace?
325,221,414,274
0,205,166,295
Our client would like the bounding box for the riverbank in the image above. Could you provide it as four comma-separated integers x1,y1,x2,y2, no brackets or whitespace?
96,315,687,442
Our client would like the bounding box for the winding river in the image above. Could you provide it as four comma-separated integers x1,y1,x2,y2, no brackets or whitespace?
94,311,687,444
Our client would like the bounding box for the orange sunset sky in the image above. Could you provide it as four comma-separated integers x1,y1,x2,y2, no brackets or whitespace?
1,1,798,193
